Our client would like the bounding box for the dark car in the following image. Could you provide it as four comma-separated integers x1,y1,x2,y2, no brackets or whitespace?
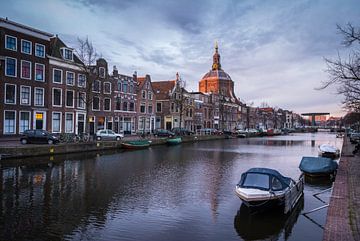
350,132,360,144
20,130,59,145
154,129,175,137
171,127,194,136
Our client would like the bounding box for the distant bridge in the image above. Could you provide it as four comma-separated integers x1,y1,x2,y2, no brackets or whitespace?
301,112,330,126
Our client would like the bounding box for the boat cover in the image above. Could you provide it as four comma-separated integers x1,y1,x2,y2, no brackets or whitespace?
238,168,292,191
299,156,338,174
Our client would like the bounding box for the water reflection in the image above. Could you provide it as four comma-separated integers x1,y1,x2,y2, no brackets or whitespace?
234,196,304,240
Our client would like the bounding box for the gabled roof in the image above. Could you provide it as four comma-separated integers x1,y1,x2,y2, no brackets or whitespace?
152,80,176,100
49,36,83,65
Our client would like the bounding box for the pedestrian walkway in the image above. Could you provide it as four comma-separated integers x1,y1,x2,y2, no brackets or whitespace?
323,137,360,241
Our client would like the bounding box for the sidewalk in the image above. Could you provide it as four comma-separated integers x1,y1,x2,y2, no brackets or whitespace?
323,137,360,241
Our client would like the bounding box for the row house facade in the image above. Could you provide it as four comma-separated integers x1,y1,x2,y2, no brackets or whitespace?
136,74,156,133
0,17,52,135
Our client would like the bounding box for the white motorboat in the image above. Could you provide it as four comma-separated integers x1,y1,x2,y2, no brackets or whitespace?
318,144,340,158
235,168,304,214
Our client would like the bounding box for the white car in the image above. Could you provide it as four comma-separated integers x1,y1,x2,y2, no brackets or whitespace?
96,129,124,141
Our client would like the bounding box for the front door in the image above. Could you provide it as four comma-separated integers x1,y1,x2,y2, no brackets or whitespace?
34,111,46,130
166,122,172,130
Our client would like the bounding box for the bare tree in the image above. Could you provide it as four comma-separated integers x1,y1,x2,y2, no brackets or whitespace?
75,37,100,134
173,73,192,130
320,23,360,112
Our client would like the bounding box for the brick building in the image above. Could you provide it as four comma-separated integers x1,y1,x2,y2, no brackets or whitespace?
136,74,156,133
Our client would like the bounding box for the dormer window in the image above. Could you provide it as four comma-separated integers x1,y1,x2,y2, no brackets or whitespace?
60,47,73,61
99,67,105,78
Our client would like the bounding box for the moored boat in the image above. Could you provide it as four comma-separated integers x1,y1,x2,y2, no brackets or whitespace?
121,140,151,149
235,168,304,214
299,156,338,177
167,137,182,145
318,144,340,158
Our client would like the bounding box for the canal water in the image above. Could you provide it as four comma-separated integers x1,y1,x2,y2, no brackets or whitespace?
0,133,342,241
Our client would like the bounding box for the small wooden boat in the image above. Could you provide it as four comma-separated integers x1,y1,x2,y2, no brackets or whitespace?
167,137,182,145
318,144,340,158
235,168,304,214
121,140,151,149
299,156,338,177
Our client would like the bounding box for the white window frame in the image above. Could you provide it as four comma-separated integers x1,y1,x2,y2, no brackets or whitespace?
65,112,74,133
20,60,32,80
53,68,63,84
34,87,45,107
104,82,111,94
21,39,32,55
148,91,152,100
4,83,17,105
20,85,31,106
92,80,101,93
66,71,75,86
5,57,17,77
52,88,62,107
52,111,62,133
65,89,75,108
35,63,45,82
99,67,105,78
3,110,17,134
92,96,100,111
104,98,111,111
140,102,146,113
60,47,74,61
35,43,45,58
78,92,86,109
78,74,86,88
5,35,17,51
142,90,146,99
19,111,31,134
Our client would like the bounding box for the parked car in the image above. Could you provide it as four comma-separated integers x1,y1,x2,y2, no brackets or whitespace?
171,127,194,136
20,130,59,145
198,128,221,135
96,129,124,141
350,132,360,144
154,129,175,137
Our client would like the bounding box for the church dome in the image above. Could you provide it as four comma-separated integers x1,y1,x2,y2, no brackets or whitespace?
201,69,232,81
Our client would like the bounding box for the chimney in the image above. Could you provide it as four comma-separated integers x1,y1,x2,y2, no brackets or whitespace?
113,65,118,76
133,70,137,80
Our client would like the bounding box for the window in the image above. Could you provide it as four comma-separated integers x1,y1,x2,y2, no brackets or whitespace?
20,86,31,105
123,82,128,93
21,40,32,54
148,104,153,114
53,88,62,106
4,111,16,134
78,74,86,87
35,63,45,81
123,101,128,111
92,97,100,110
242,173,269,190
78,92,85,109
5,84,16,104
129,84,133,94
35,43,45,58
99,67,105,78
156,102,162,112
148,91,152,100
66,90,74,107
115,97,121,110
34,88,44,106
52,112,61,133
104,98,111,111
66,71,74,85
129,102,134,111
21,61,31,79
53,69,62,83
5,35,17,51
117,81,121,91
19,112,30,133
140,103,146,113
171,102,175,112
65,113,74,133
61,48,73,61
142,90,146,99
93,80,100,92
104,82,111,94
5,57,17,77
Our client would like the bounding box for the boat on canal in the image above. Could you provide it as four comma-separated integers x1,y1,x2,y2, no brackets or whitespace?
299,156,338,178
235,168,304,214
121,140,151,149
167,137,182,145
318,144,340,158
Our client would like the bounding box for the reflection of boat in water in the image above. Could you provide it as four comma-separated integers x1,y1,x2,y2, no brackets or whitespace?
234,196,304,240
318,144,340,158
235,168,304,214
299,156,338,178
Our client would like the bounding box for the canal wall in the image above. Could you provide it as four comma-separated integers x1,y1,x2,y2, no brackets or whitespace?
323,137,359,241
0,134,227,160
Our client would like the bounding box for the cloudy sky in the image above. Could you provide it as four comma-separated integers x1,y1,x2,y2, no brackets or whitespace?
1,0,359,116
